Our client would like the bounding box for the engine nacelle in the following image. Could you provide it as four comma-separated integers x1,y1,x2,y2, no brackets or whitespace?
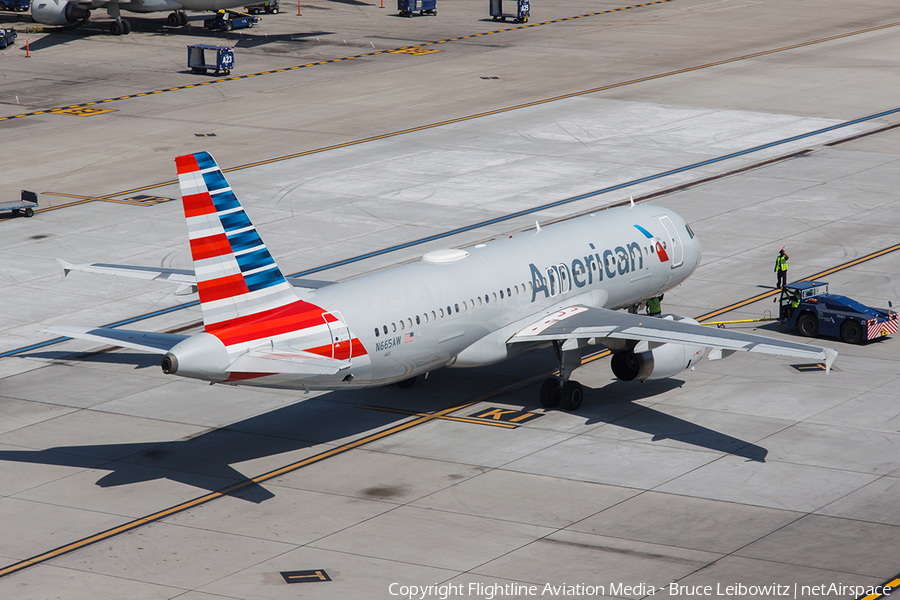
611,342,705,382
32,0,90,25
161,332,230,382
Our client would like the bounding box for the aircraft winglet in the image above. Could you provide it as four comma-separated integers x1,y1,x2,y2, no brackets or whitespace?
56,258,74,277
824,347,838,374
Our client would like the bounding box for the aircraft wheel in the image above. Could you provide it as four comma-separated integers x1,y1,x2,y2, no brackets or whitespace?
179,11,188,25
24,207,34,217
397,376,416,389
797,313,818,337
122,19,131,33
167,12,179,26
109,21,122,35
841,320,863,344
539,377,560,408
561,380,584,411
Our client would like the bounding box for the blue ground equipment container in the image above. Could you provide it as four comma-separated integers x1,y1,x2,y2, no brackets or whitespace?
187,44,235,76
489,0,528,22
779,281,898,344
398,0,436,17
0,190,38,218
0,0,30,11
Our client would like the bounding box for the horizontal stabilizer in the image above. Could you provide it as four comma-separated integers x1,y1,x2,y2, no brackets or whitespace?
511,305,837,367
229,346,351,376
56,259,333,295
46,325,189,354
57,259,196,285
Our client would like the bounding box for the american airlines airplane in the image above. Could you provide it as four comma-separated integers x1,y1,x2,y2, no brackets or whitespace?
31,0,248,35
50,152,837,411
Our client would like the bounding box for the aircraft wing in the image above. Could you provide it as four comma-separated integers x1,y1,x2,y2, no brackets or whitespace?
510,305,838,371
57,259,332,295
46,325,189,354
229,347,351,376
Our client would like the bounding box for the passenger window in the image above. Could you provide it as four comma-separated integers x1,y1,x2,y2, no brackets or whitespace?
447,306,452,315
416,315,421,325
454,303,459,313
469,299,474,308
432,311,437,320
374,328,380,337
492,292,498,301
408,318,413,327
500,290,504,299
400,320,405,330
485,295,490,304
423,314,428,323
478,297,483,306
507,287,511,297
383,325,388,335
440,308,444,317
392,323,397,332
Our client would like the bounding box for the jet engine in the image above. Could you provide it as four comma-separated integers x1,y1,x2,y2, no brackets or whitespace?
161,333,231,382
611,341,705,382
32,0,90,25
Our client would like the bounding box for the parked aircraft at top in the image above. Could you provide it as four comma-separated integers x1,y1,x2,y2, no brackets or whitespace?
51,152,837,410
32,0,247,34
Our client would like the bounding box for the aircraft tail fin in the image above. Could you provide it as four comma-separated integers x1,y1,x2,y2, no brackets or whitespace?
175,152,298,330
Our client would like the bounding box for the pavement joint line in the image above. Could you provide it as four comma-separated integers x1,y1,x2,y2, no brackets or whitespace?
3,5,897,124
0,391,498,579
0,0,675,122
5,118,900,359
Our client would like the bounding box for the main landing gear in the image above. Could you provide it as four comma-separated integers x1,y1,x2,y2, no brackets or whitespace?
107,3,132,34
539,340,584,411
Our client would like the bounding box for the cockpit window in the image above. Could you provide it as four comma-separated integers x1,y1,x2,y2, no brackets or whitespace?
685,224,695,239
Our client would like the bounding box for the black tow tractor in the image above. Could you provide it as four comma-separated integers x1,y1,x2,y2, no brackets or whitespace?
244,0,278,14
489,0,529,22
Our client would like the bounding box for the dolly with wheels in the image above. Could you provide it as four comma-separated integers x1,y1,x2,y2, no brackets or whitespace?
0,190,38,218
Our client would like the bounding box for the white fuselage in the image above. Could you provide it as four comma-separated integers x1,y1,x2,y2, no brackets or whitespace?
233,204,702,390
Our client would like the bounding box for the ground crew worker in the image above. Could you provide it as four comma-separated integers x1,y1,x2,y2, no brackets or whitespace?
646,294,663,317
787,290,801,318
775,248,789,288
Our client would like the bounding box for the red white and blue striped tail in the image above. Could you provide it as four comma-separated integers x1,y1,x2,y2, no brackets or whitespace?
175,152,298,329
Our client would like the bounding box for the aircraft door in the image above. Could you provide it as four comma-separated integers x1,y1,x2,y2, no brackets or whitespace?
323,311,352,360
658,216,684,268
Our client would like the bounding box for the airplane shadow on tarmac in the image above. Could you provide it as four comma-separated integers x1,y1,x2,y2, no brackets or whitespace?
0,350,766,503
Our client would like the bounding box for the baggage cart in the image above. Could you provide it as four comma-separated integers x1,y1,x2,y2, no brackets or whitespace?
187,44,235,76
398,0,436,17
0,190,38,218
489,0,529,23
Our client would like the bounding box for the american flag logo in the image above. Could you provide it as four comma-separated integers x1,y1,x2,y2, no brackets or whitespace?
404,332,415,343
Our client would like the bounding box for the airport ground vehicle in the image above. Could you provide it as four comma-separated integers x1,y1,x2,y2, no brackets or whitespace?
779,281,897,344
187,44,234,76
244,0,277,14
398,0,435,17
204,9,259,31
489,0,528,23
0,190,37,218
0,0,29,11
0,27,16,49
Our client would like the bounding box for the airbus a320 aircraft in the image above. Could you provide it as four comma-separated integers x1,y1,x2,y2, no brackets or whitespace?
31,0,249,35
50,152,837,411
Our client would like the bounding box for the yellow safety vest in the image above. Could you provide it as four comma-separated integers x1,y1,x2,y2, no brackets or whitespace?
776,255,788,272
